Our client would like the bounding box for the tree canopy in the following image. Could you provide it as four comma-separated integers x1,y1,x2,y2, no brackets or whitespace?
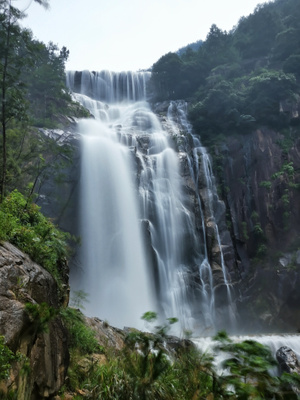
0,0,73,199
150,0,300,142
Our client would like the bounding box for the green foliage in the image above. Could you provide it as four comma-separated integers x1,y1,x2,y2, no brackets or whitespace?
0,0,73,199
62,316,300,399
0,1,31,199
1,119,73,197
24,41,71,127
253,223,264,237
150,0,300,142
25,302,58,334
141,311,157,323
64,313,218,399
70,290,89,310
213,331,298,399
150,52,183,99
0,190,70,282
250,211,259,222
257,244,268,258
60,307,100,355
259,181,272,190
241,221,249,241
0,389,18,400
283,54,300,75
0,336,17,381
123,331,172,400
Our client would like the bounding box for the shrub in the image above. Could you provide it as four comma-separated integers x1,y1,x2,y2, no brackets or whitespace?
0,336,17,381
25,302,58,334
0,190,70,283
60,308,101,355
259,180,272,190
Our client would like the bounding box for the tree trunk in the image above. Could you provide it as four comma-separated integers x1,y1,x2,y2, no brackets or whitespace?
0,2,11,201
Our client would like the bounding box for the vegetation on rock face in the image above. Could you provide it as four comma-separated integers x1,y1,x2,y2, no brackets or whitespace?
0,336,18,381
60,307,101,355
0,190,70,283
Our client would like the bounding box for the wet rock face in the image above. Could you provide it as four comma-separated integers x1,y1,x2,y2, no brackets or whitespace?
0,242,69,399
218,128,300,258
213,128,300,331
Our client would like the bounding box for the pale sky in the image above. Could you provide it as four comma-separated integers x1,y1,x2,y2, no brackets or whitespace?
16,0,266,72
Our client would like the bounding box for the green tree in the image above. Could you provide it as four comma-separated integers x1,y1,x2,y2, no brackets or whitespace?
25,41,71,126
151,52,183,99
233,3,282,59
200,24,238,68
0,0,50,200
245,69,297,126
0,189,70,283
0,1,27,200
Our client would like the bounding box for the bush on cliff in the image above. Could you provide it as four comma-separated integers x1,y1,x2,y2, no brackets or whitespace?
0,189,70,282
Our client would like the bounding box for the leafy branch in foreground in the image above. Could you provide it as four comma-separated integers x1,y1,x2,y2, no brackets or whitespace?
213,330,300,399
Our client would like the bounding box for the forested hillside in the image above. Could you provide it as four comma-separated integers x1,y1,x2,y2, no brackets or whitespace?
150,0,300,143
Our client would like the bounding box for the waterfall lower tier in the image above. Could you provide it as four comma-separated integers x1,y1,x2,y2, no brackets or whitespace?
193,334,300,376
79,118,154,329
68,70,236,334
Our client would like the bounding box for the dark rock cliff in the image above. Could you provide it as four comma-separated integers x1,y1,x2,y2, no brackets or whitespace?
212,128,300,332
0,242,69,399
35,119,81,236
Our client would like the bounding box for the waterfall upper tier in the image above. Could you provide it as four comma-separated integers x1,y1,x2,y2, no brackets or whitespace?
67,70,150,103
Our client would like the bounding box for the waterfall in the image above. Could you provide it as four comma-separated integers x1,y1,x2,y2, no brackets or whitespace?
167,100,236,331
67,70,235,334
68,71,154,329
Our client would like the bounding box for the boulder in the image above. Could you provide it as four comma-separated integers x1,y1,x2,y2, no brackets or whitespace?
276,346,300,375
276,346,300,396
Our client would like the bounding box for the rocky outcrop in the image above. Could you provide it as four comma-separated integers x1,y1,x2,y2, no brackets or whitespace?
0,242,69,399
84,315,194,357
276,346,300,396
83,316,126,350
277,346,300,375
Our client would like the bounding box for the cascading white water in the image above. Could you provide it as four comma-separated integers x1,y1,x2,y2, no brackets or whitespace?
68,71,154,329
136,113,196,333
167,100,236,331
78,118,154,329
66,70,236,334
